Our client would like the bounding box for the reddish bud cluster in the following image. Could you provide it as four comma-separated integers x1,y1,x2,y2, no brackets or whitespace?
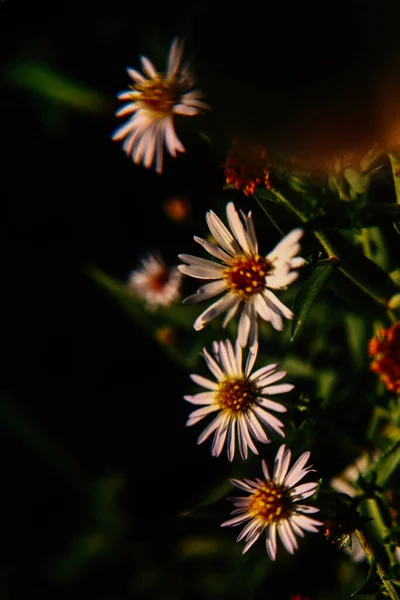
224,138,272,196
368,322,400,394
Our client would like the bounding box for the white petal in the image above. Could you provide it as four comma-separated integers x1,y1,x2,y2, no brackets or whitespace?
193,236,233,265
278,520,298,554
253,406,285,437
291,514,322,532
266,523,277,560
203,347,225,381
211,415,230,457
126,67,146,82
183,280,228,304
263,289,293,319
193,293,239,330
284,451,312,487
257,398,287,413
267,229,304,262
140,55,158,78
206,210,241,255
190,374,218,390
197,413,225,444
249,364,278,383
226,202,252,255
237,301,252,348
184,392,214,405
291,482,318,500
167,37,183,78
261,383,294,395
273,444,291,484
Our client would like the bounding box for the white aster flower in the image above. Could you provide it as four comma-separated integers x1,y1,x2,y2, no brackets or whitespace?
221,444,322,559
112,37,208,174
128,253,182,310
178,202,305,350
185,338,293,461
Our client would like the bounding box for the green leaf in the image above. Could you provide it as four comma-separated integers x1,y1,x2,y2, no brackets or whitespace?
291,261,336,340
365,440,400,488
5,61,111,115
350,558,379,597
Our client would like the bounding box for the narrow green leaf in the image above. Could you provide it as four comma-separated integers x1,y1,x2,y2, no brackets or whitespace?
5,61,111,115
350,558,378,597
291,261,336,340
365,440,400,488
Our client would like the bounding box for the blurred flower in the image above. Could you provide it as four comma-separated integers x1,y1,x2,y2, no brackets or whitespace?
112,37,208,173
179,202,305,349
221,444,322,558
224,138,272,196
155,325,176,345
368,322,400,394
330,452,370,498
163,195,191,222
185,338,292,461
128,254,182,309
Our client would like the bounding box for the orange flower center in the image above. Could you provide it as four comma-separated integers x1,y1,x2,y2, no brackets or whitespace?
222,255,272,298
248,482,289,524
134,77,188,116
149,270,169,291
216,379,255,413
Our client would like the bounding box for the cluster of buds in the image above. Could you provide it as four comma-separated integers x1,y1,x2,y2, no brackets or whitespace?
224,138,272,196
368,322,400,394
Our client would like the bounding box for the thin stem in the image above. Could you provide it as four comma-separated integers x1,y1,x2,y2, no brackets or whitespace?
252,194,285,236
355,528,399,600
366,498,397,567
389,154,400,205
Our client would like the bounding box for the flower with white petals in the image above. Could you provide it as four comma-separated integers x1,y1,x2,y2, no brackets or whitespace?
185,339,293,461
128,253,182,310
112,37,208,174
221,444,322,559
178,202,305,349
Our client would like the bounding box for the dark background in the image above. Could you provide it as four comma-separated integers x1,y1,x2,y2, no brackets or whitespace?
2,1,400,598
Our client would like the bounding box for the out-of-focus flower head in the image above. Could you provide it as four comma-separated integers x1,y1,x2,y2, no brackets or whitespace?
128,253,182,310
221,444,322,559
185,338,292,461
112,37,209,174
179,202,305,350
368,322,400,394
224,138,272,196
163,195,192,222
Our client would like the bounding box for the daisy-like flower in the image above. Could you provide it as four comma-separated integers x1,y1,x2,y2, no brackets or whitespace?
178,202,305,349
128,253,182,310
185,338,293,461
221,444,322,559
112,37,208,174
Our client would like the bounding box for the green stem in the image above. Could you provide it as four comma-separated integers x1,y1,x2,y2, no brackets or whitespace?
355,529,399,600
389,154,400,205
365,498,397,567
253,194,285,236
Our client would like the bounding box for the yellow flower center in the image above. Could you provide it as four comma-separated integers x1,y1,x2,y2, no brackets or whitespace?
249,483,289,524
215,379,255,413
222,255,272,298
133,76,188,117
